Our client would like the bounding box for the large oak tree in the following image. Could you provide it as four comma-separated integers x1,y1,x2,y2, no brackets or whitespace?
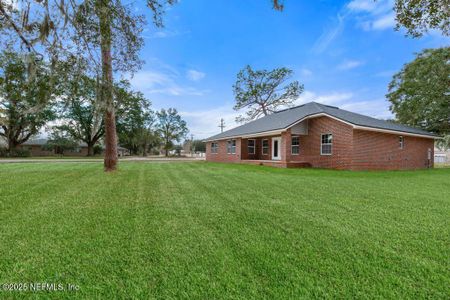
0,51,56,154
0,0,175,171
387,47,450,135
156,108,188,157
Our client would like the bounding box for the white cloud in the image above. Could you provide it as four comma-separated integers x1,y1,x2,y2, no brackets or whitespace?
370,13,396,30
337,59,364,70
186,70,206,81
348,0,396,31
294,90,354,106
131,70,208,97
347,0,378,12
341,99,392,119
312,0,396,52
180,105,240,139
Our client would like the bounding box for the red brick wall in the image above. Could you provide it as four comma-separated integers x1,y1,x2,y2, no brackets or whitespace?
205,138,242,162
18,145,89,156
296,117,354,169
352,130,434,170
205,116,435,170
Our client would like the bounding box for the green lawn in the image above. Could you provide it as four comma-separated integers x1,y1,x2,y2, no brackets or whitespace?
0,162,449,299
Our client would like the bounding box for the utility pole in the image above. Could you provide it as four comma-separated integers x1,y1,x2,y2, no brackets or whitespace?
218,118,225,133
190,134,194,156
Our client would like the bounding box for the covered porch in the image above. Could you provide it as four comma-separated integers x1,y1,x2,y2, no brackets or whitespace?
239,120,311,168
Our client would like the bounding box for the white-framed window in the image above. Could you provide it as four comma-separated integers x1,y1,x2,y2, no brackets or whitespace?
291,136,300,155
211,142,218,154
399,136,404,149
262,139,269,155
321,133,333,155
227,139,236,154
247,139,255,154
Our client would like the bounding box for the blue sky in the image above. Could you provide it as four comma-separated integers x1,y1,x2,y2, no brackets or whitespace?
129,0,449,139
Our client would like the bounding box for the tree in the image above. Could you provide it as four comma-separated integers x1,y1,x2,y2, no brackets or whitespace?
233,65,303,123
394,0,449,37
0,0,176,171
0,51,56,154
192,139,206,153
115,82,154,155
156,108,188,157
58,72,104,156
436,135,450,152
387,47,450,135
43,129,79,156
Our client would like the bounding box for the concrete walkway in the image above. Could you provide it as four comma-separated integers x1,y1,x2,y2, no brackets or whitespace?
0,157,205,164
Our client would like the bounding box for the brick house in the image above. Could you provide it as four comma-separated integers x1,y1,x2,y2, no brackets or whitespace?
204,102,438,170
18,139,89,156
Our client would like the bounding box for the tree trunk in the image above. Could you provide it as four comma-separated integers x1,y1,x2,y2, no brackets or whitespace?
7,138,17,156
87,143,94,156
142,142,147,157
99,1,118,172
165,148,168,157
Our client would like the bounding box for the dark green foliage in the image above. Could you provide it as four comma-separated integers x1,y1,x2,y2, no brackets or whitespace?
387,47,450,135
394,0,449,37
93,144,103,155
192,139,206,152
44,129,79,155
57,65,105,156
156,108,188,156
233,65,303,122
0,51,56,152
115,81,155,155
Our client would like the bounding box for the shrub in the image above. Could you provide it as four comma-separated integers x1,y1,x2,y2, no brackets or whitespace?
11,149,31,157
94,144,103,155
0,147,8,157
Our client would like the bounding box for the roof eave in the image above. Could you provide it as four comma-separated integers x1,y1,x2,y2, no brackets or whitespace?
204,112,438,142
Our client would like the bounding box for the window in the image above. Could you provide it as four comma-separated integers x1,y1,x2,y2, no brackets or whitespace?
291,136,300,155
227,139,236,154
247,139,255,154
399,136,404,149
211,142,218,154
262,139,269,155
321,134,332,155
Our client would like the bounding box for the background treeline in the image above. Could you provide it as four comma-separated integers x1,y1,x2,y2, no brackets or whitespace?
0,50,193,157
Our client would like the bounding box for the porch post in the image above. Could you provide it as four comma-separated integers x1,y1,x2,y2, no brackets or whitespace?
281,130,291,163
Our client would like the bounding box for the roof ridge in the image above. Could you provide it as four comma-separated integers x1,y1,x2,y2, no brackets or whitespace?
274,103,306,113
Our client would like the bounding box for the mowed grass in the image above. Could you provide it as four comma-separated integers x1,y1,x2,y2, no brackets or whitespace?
0,162,449,299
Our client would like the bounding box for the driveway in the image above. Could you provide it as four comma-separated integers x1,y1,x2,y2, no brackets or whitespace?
0,157,205,163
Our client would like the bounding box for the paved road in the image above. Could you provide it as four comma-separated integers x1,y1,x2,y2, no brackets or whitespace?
0,157,205,164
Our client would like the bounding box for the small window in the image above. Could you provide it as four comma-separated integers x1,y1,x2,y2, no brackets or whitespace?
262,139,269,155
321,134,332,155
211,142,218,154
248,139,255,154
399,136,404,149
291,136,300,155
227,139,236,154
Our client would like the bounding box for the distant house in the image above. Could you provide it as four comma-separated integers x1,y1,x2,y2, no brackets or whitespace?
434,147,450,164
18,139,89,156
204,102,438,170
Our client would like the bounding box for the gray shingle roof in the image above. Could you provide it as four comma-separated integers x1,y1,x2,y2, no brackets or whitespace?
23,139,88,147
205,102,437,141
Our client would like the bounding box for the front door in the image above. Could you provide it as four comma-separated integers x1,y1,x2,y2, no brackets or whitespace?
272,137,281,160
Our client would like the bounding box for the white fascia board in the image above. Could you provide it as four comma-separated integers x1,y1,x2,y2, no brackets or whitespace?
286,113,438,139
204,113,438,142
